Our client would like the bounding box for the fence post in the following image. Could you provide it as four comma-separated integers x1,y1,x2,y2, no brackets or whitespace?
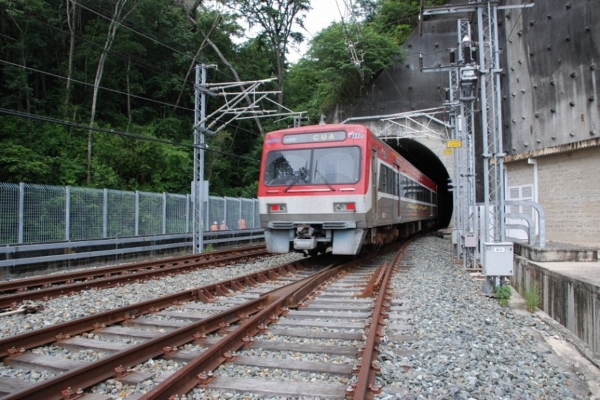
205,197,210,233
103,188,108,238
223,197,227,230
162,192,167,234
135,190,140,236
239,198,242,230
186,194,190,233
65,186,71,241
252,199,256,229
18,182,24,243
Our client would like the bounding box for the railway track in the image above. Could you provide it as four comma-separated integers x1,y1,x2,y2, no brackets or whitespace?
0,245,268,311
0,241,415,399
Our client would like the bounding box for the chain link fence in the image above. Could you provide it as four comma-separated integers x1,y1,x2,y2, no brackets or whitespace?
0,182,259,246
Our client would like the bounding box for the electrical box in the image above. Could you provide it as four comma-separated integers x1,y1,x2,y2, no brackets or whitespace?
482,242,513,276
452,228,459,245
463,233,477,248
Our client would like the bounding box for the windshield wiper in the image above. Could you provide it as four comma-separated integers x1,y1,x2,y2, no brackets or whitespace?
284,163,309,192
283,179,299,192
315,166,335,192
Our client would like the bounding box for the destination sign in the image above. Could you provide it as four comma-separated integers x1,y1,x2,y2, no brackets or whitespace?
282,131,346,144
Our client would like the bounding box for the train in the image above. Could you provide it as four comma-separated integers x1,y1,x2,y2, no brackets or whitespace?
257,123,438,255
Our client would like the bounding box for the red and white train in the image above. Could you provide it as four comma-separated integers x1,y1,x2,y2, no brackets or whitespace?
257,124,438,255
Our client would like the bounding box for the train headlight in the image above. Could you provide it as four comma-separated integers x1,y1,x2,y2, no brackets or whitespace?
268,203,287,213
333,202,355,212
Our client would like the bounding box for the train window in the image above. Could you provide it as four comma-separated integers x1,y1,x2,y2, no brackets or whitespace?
264,149,311,185
387,168,394,195
265,147,360,186
378,165,388,192
400,175,408,197
377,165,400,196
312,147,360,184
404,179,418,200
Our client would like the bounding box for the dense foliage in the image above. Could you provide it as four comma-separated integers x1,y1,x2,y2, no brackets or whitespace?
0,0,439,195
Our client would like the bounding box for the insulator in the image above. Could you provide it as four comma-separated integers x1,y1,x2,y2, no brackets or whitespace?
463,44,471,63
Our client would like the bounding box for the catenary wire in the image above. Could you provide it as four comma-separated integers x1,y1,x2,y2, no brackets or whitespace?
0,108,261,164
0,59,194,112
19,9,178,80
72,0,193,61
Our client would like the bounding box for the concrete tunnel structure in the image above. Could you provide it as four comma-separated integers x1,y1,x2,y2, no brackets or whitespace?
352,119,455,230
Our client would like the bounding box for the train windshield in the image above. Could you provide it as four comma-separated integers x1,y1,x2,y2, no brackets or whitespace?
264,146,361,186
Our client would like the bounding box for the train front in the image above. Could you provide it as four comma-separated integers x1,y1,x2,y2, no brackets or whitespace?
258,124,370,255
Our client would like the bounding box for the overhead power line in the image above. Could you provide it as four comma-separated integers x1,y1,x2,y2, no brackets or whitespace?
20,10,177,80
73,0,192,61
0,108,261,164
0,59,194,112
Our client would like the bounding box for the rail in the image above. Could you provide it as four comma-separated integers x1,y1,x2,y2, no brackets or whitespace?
0,245,268,310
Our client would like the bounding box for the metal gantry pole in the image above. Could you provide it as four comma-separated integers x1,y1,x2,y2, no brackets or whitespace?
461,17,478,269
447,71,461,257
453,19,479,269
477,1,506,243
192,64,209,254
465,96,478,267
476,1,517,291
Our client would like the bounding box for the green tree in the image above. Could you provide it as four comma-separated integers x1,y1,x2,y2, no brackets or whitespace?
220,0,310,107
285,22,403,120
0,142,53,182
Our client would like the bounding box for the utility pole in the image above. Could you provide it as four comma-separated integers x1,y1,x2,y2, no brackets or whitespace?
192,64,217,254
191,66,305,254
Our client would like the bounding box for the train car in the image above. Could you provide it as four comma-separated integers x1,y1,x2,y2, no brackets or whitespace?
257,124,437,255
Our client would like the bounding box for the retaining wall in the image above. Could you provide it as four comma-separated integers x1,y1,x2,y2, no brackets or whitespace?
513,243,600,355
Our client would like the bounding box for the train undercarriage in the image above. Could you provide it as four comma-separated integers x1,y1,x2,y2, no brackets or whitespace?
265,220,435,256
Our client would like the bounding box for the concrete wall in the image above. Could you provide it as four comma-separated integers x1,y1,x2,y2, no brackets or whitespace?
501,0,599,155
357,119,453,177
498,0,600,247
331,13,466,121
513,255,600,354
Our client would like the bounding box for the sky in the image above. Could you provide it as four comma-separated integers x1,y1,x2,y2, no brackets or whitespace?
287,0,344,63
220,0,344,63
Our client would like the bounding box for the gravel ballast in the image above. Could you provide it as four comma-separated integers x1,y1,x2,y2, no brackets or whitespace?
0,238,597,399
377,236,593,400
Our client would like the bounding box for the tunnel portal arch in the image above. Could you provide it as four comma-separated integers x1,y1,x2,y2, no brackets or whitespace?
359,119,454,229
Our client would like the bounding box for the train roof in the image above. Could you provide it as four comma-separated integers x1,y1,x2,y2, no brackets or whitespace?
265,124,369,137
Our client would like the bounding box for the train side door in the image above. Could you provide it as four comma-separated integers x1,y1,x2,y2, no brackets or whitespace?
371,148,378,223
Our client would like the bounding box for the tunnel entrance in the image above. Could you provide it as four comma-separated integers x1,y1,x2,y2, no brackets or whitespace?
385,138,453,229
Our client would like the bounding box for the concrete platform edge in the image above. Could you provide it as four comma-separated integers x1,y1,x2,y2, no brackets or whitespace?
513,254,600,361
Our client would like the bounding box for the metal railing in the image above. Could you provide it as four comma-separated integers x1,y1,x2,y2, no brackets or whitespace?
0,182,260,246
